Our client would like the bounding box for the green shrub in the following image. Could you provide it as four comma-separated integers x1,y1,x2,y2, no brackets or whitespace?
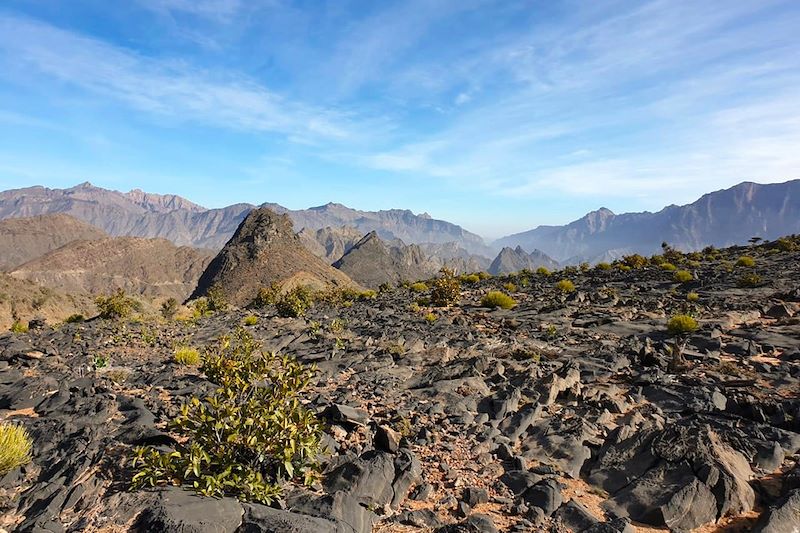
622,254,648,269
359,290,377,300
736,256,755,268
536,266,551,276
0,423,32,475
206,284,228,312
667,314,698,336
481,291,517,309
252,283,281,308
503,282,517,292
408,302,421,313
423,312,437,323
132,330,322,504
243,315,258,326
737,273,761,288
687,292,700,302
660,262,677,271
175,346,201,366
555,279,576,293
64,313,85,324
95,289,139,320
595,262,611,271
673,270,693,283
430,268,461,307
377,282,393,293
192,298,211,319
409,282,428,293
160,298,179,320
773,238,797,252
477,272,492,280
10,320,28,334
618,265,631,272
276,287,314,318
460,273,481,284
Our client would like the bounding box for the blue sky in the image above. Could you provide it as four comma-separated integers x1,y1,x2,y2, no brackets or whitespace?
0,1,798,239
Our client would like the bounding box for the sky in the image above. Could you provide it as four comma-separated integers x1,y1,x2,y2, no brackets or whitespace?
0,1,799,239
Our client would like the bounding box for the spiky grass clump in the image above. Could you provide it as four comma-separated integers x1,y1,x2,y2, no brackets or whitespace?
736,256,755,268
687,292,700,302
0,423,33,475
667,314,699,336
481,291,517,310
243,315,258,326
174,346,201,366
409,282,429,293
673,270,693,283
555,279,576,293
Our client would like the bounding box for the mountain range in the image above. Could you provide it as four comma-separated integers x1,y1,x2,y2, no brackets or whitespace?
1,179,798,268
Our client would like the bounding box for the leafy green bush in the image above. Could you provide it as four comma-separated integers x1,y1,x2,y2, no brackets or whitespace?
430,268,461,307
660,262,677,271
132,330,322,504
673,270,693,283
10,320,28,334
175,346,201,366
409,282,429,293
737,273,761,288
536,266,551,276
160,298,179,320
481,291,517,309
736,256,755,268
252,283,281,309
276,286,314,318
555,279,576,293
206,284,228,312
95,289,139,320
64,313,85,324
192,298,211,319
243,315,258,326
0,423,32,475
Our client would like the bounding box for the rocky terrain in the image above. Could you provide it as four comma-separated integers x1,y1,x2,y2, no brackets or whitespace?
0,275,95,330
298,226,365,263
489,247,559,276
0,215,108,272
496,180,800,263
333,232,438,288
10,237,215,301
191,208,358,306
1,236,798,533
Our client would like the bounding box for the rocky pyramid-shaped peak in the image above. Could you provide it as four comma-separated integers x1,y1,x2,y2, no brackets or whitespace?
332,231,438,288
488,246,559,275
297,225,364,263
191,207,357,306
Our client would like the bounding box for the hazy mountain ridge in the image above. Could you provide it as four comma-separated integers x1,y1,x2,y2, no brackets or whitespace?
495,180,800,263
488,246,559,275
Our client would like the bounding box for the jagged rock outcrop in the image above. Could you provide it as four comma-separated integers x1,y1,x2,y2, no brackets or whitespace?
488,246,559,275
495,179,800,262
191,208,358,306
10,237,215,299
332,232,438,288
419,242,492,274
0,214,107,271
297,226,364,263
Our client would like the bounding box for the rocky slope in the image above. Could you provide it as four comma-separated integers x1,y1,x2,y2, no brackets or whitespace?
1,237,798,532
489,246,560,275
10,237,214,300
191,207,358,306
332,232,438,288
0,274,95,329
496,180,800,263
297,226,365,263
0,214,108,271
419,242,492,274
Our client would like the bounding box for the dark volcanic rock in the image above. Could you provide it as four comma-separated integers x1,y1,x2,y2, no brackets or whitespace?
134,487,244,533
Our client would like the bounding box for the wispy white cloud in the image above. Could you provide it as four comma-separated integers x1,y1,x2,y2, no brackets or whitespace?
0,14,371,143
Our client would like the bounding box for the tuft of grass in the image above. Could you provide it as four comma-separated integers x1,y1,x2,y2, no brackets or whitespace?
243,315,258,326
503,282,517,292
555,279,576,293
64,313,85,324
423,312,437,323
10,320,28,334
0,423,33,475
660,262,677,271
595,262,611,271
536,266,551,276
736,256,755,268
667,314,699,335
481,291,517,309
673,270,693,283
687,292,700,302
737,273,761,288
409,282,428,293
460,273,481,284
174,346,201,366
